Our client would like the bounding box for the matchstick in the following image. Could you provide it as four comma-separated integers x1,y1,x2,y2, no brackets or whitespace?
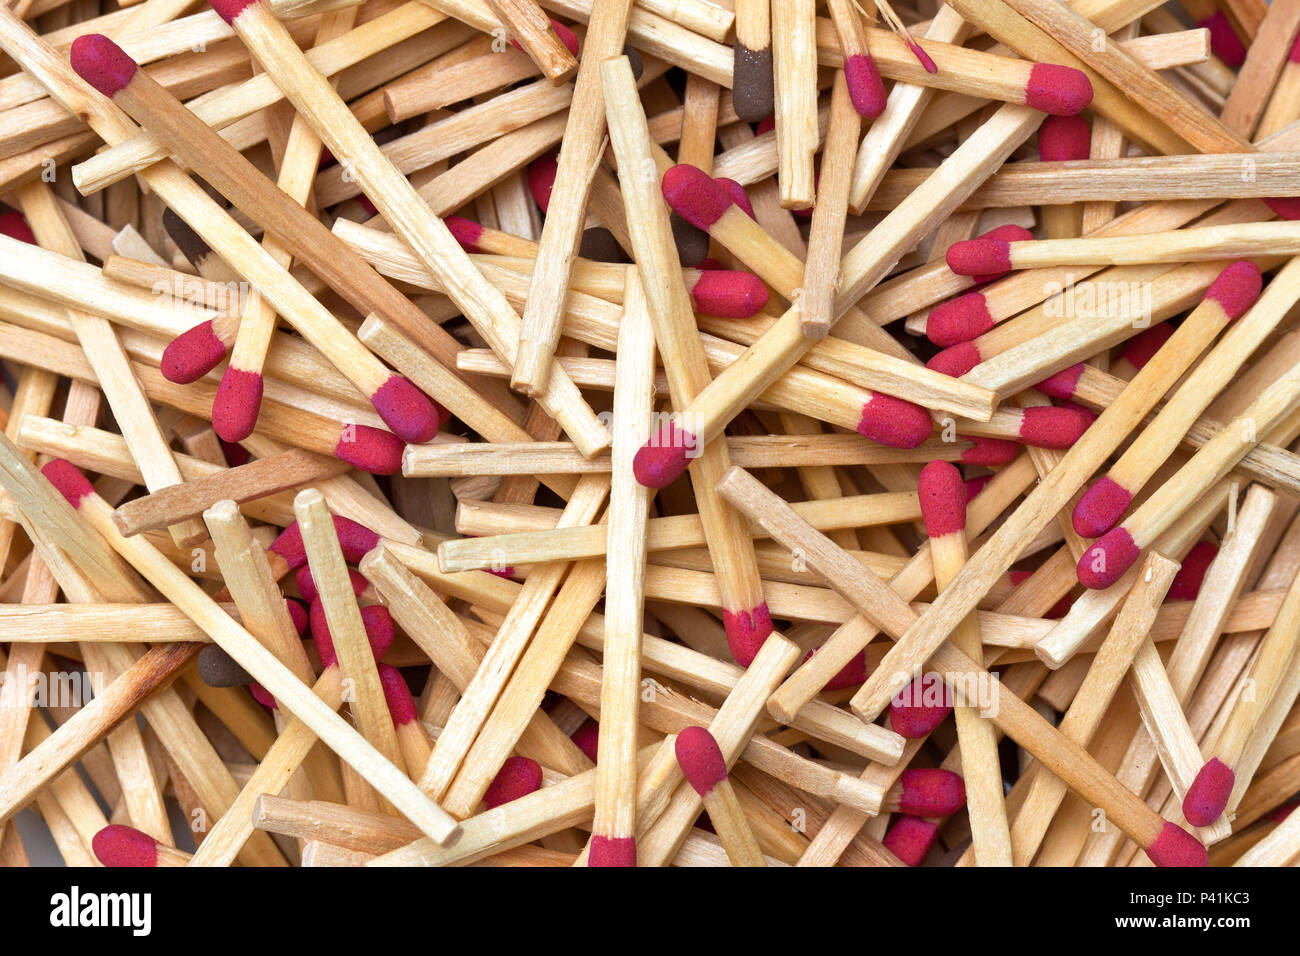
675,727,765,867
732,0,773,123
826,0,885,118
92,824,192,867
771,0,817,210
588,271,654,867
481,1,577,82
1037,114,1091,240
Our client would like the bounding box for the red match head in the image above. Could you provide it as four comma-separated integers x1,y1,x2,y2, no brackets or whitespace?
484,755,543,809
889,674,952,738
675,725,728,797
1204,260,1263,321
927,341,982,378
1183,757,1235,828
371,376,440,444
960,437,1020,466
858,393,933,448
897,768,966,817
297,564,366,604
571,719,599,763
946,238,1013,278
1118,324,1174,372
1169,541,1218,601
211,367,264,443
1077,527,1140,590
724,604,774,667
969,224,1034,284
1035,363,1085,400
715,178,755,220
804,646,867,690
882,816,939,866
1017,404,1095,449
1023,63,1093,115
1072,475,1133,539
527,152,558,212
91,825,159,867
927,292,994,347
963,473,992,501
286,598,309,635
443,215,484,253
209,0,259,24
844,53,886,118
632,420,697,489
688,270,769,317
310,599,394,667
41,459,94,508
69,34,137,97
588,835,637,867
0,210,36,244
918,460,967,538
377,664,417,726
334,424,404,474
661,164,734,230
1145,820,1208,867
1037,114,1091,162
1201,11,1247,69
161,321,229,384
1264,197,1300,221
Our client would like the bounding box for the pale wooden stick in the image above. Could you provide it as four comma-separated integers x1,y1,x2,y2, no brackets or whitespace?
771,0,817,209
482,0,577,81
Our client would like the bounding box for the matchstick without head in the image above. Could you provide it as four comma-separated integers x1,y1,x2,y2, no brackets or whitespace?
771,0,817,209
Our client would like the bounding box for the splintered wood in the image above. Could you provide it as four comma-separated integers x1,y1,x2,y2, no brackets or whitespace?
0,0,1299,870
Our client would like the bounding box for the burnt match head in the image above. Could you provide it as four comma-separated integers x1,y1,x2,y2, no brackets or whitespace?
69,34,137,97
197,646,253,687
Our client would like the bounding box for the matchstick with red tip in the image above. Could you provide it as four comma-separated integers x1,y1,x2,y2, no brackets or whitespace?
1037,114,1090,239
827,0,885,118
379,664,431,780
92,825,191,867
675,726,765,867
484,756,544,810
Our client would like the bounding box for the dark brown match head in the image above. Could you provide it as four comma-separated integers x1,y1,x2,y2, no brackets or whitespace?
197,645,253,687
162,208,217,271
69,34,137,97
578,226,628,263
732,42,774,123
670,213,711,267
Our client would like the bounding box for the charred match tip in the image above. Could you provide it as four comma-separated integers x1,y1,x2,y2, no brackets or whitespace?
675,725,728,797
1077,526,1139,590
689,269,769,317
883,816,940,866
1145,821,1208,867
662,164,734,230
335,424,404,474
946,238,1012,277
1018,404,1095,449
671,213,711,267
69,34,137,97
41,459,94,508
371,375,439,444
92,825,159,867
919,460,967,538
211,367,264,443
162,321,229,384
723,603,774,667
1170,541,1218,601
1205,260,1263,321
588,835,637,867
898,768,966,817
633,420,697,488
1201,11,1247,68
1072,476,1133,539
197,645,253,687
209,0,258,26
484,755,543,809
732,43,774,123
1037,114,1091,162
1183,757,1235,828
927,292,993,347
310,599,394,668
927,341,982,378
1024,63,1093,115
1035,363,1086,400
858,393,933,449
844,53,887,118
377,664,417,725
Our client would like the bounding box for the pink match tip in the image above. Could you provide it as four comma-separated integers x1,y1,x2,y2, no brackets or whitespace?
0,211,36,244
41,459,94,508
1170,541,1218,601
571,719,599,763
970,224,1034,284
1018,404,1094,449
286,598,308,635
1118,324,1174,371
1202,12,1247,69
858,393,933,448
1264,197,1300,220
960,437,1020,466
270,516,376,569
444,215,484,253
897,768,966,817
371,375,439,444
889,675,952,738
715,178,755,219
211,367,263,443
1183,757,1235,828
1289,30,1300,63
918,460,967,538
250,683,277,710
1036,363,1086,400
927,341,981,378
335,424,403,474
161,321,228,384
310,599,393,668
220,440,250,467
633,421,696,488
927,293,993,347
1205,260,1263,321
804,646,868,690
723,603,774,667
1024,63,1093,115
484,756,543,809
689,270,769,317
1145,820,1208,867
551,20,579,57
963,474,992,501
946,238,1012,277
92,825,158,867
588,835,637,866
883,816,939,866
1077,526,1140,589
661,164,733,230
377,664,417,725
907,39,937,74
209,0,257,25
844,53,886,118
1037,114,1091,162
69,34,137,97
675,725,728,797
296,565,365,605
527,152,558,212
1072,476,1133,538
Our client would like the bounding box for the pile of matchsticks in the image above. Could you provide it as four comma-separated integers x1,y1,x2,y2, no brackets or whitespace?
0,0,1299,871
